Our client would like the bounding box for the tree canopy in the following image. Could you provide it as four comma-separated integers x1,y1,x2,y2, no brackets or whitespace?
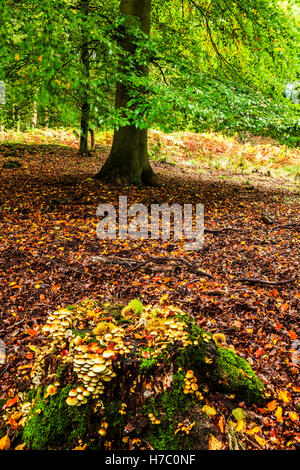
0,0,299,164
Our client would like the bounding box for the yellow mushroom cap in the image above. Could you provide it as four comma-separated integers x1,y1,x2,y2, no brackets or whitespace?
66,397,78,406
103,350,115,359
46,385,57,396
186,370,194,379
212,333,227,346
92,364,107,373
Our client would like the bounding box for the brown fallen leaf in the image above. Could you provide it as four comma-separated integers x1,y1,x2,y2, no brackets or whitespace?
208,434,223,450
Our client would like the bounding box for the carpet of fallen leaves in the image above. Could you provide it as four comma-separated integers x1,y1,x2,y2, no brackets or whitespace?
0,129,299,450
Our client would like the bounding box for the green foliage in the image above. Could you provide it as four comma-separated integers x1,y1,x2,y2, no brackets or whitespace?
22,385,92,450
125,299,144,315
139,355,160,371
0,0,298,145
104,400,126,433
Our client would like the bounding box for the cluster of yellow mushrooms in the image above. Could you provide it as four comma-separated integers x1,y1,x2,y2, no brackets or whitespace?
29,300,215,409
183,369,204,401
31,304,134,406
148,412,161,425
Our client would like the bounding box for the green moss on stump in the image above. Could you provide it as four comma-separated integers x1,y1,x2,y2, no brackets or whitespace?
23,385,92,450
215,348,265,404
142,371,193,450
179,320,265,404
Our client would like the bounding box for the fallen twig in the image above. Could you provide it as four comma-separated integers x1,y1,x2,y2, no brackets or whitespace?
204,227,241,234
126,256,214,278
233,277,297,286
271,223,300,230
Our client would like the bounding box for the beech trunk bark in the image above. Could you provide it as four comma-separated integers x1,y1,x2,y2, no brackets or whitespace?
79,0,90,156
95,0,156,185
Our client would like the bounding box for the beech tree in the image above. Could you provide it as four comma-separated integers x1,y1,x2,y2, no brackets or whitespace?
95,0,156,185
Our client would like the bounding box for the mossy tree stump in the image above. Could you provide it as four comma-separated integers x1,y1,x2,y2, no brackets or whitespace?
20,299,266,450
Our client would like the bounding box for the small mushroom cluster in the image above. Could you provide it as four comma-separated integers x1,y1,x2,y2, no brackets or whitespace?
66,386,90,406
148,413,161,425
119,403,127,415
96,327,130,356
41,309,75,346
183,370,203,401
98,421,109,437
31,308,81,385
174,420,195,436
163,319,189,344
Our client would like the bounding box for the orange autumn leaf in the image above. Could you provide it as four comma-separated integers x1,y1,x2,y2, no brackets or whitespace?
217,416,225,433
26,328,38,336
14,443,26,450
2,396,18,410
246,426,261,435
0,435,10,450
288,330,297,340
72,443,87,450
8,417,18,430
266,400,277,412
10,412,22,421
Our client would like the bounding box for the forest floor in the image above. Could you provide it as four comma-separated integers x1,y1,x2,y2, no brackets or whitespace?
0,129,299,450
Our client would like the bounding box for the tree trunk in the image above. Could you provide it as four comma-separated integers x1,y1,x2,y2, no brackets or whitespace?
79,92,90,155
79,0,90,156
95,0,157,185
32,101,38,128
89,127,95,150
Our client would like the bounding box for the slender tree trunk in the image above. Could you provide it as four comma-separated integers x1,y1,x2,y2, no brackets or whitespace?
79,90,90,155
89,128,95,149
79,0,90,156
95,0,157,185
32,101,38,128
